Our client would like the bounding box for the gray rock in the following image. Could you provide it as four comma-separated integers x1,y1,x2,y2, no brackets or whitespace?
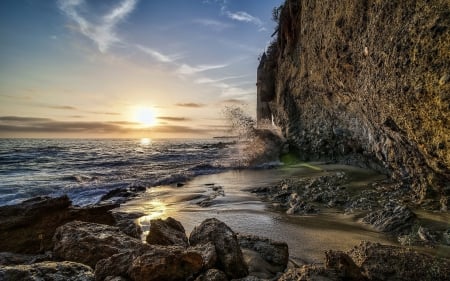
146,217,188,247
348,241,450,281
53,221,143,268
189,241,217,270
362,202,415,234
194,269,228,281
112,211,144,239
277,265,339,281
0,251,52,265
238,234,289,274
189,218,248,279
0,261,94,281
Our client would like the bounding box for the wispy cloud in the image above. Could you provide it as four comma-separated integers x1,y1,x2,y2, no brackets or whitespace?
209,0,263,28
0,116,220,135
219,98,246,104
193,18,232,31
176,103,206,108
58,0,138,52
194,75,247,84
225,11,262,26
46,105,77,110
177,63,228,75
137,45,183,63
157,116,191,122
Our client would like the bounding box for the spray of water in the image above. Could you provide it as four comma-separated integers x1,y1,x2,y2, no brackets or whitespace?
222,105,285,167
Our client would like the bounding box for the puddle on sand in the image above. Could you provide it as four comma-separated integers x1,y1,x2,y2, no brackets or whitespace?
119,164,397,263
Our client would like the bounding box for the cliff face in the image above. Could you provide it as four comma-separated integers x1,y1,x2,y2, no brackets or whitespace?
257,0,449,203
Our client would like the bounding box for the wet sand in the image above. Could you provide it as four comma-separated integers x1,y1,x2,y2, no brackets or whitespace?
118,164,397,263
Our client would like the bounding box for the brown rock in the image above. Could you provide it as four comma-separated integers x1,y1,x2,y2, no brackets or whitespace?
112,212,144,239
146,217,188,247
362,202,415,234
0,261,94,281
0,251,52,266
189,242,217,270
277,265,339,281
238,234,289,274
348,241,450,281
325,250,366,281
0,196,117,254
189,218,248,279
53,221,143,268
258,0,450,201
128,246,203,281
194,269,228,281
95,250,144,281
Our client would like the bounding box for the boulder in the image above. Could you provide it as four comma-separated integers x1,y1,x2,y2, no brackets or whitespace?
277,265,339,281
238,234,289,275
194,269,228,281
0,196,117,254
241,248,280,279
189,218,248,279
53,221,143,268
112,212,144,239
128,246,203,281
146,217,188,247
362,202,415,234
189,242,217,270
0,261,94,281
95,246,204,281
325,250,366,281
348,241,450,281
0,251,52,266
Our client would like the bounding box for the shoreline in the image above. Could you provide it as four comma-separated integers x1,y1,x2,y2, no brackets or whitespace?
1,163,449,280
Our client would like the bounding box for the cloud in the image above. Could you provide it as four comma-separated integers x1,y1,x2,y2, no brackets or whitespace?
58,0,137,52
86,111,121,116
210,1,263,27
0,116,227,136
193,18,232,31
177,63,228,75
0,117,125,133
46,105,77,110
137,45,182,63
157,116,191,122
225,11,262,26
175,103,206,108
219,98,246,104
0,116,51,122
194,75,247,85
150,125,212,134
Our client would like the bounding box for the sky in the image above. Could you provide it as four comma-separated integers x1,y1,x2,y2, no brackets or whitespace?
0,0,282,138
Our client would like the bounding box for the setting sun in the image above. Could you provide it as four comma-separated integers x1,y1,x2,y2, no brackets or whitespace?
134,106,157,127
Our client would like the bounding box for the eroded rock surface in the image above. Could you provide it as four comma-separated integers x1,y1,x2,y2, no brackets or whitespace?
146,217,188,247
259,0,450,204
53,221,143,268
238,234,289,275
0,196,118,254
189,218,248,279
0,261,94,281
362,202,416,234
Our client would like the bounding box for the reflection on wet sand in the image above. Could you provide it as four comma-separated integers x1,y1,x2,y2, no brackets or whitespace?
119,164,395,263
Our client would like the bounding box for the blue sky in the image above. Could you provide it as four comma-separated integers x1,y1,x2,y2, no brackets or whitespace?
0,0,282,138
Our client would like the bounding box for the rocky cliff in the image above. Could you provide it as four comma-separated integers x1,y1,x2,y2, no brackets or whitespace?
257,0,449,205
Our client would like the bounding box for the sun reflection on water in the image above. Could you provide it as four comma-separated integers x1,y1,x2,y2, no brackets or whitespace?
135,199,169,238
140,138,151,145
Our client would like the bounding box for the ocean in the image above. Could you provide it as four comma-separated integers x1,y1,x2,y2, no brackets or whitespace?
0,138,239,206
